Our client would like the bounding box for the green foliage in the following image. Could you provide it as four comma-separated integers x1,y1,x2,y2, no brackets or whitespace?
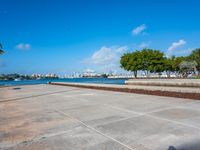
188,48,200,72
120,49,165,77
120,48,199,78
179,61,197,78
120,51,142,77
163,56,176,77
172,56,187,72
0,73,59,80
140,49,165,73
0,73,21,80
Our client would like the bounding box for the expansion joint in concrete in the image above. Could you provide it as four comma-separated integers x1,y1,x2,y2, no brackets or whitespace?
55,109,135,150
0,89,80,103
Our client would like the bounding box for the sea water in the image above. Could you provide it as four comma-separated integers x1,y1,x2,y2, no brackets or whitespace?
0,78,127,86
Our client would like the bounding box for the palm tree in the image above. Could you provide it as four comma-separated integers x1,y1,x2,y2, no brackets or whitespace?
0,43,4,54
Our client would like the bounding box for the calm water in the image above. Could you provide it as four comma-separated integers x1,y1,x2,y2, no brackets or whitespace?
0,78,127,86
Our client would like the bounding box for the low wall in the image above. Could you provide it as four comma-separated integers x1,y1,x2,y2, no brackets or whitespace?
125,79,200,88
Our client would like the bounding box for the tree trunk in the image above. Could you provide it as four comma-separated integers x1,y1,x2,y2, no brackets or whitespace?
166,71,171,78
134,71,137,78
146,71,150,78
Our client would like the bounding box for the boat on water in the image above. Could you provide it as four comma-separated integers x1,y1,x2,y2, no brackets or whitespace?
14,78,21,81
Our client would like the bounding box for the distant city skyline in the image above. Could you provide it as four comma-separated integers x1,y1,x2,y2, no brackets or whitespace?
0,0,200,75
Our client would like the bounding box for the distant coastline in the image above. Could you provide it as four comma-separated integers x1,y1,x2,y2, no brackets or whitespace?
0,77,127,86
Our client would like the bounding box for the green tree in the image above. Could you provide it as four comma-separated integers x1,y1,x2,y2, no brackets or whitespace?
164,56,176,78
120,51,142,78
140,49,165,75
179,60,197,78
120,49,166,78
172,56,187,72
189,48,200,73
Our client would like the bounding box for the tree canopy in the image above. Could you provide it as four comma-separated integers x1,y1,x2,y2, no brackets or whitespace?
179,61,197,78
120,51,142,78
189,48,200,72
140,49,165,73
120,49,166,78
120,48,200,78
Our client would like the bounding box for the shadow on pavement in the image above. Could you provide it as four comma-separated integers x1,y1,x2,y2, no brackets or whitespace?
168,141,200,150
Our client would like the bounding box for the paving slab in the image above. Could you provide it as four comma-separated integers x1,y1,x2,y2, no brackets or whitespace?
60,104,139,127
151,107,200,128
95,115,200,150
0,84,79,102
7,124,129,150
0,100,79,149
1,84,200,150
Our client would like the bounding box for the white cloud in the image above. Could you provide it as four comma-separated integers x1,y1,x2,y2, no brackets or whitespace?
167,40,186,52
15,43,31,50
139,41,151,49
91,46,127,65
166,40,186,57
84,46,128,72
132,24,147,36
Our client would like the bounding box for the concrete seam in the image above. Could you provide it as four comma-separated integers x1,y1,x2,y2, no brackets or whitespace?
104,104,200,130
0,89,80,103
55,109,134,150
146,114,200,130
104,104,145,115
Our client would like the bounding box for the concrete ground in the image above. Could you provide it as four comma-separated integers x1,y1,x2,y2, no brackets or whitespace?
1,84,200,150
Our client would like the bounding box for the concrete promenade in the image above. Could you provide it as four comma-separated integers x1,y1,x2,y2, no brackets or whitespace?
1,84,200,150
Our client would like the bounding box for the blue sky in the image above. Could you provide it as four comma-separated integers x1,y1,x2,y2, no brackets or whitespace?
0,0,200,75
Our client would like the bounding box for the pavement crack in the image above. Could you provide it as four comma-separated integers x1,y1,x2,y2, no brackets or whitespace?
146,114,200,131
104,103,200,131
55,109,135,150
0,89,80,103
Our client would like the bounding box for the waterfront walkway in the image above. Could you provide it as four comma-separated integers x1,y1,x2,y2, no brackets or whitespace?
1,84,200,150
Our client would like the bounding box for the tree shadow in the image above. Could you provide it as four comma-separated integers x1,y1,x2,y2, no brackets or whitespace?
12,87,21,90
168,141,200,150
